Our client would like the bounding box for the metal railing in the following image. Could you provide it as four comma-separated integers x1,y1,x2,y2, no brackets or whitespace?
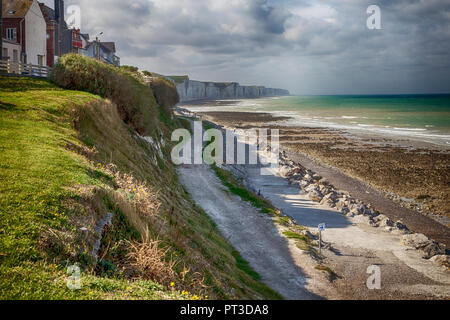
0,59,51,78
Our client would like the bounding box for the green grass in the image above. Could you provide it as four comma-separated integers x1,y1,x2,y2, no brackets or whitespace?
0,77,98,267
0,76,181,299
203,121,216,131
211,165,279,216
282,231,309,242
231,251,261,281
166,75,189,85
0,77,171,299
0,75,283,300
282,230,317,254
0,262,185,300
315,265,340,281
274,216,291,225
230,251,282,299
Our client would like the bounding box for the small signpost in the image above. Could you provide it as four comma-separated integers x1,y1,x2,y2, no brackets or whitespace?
318,223,326,254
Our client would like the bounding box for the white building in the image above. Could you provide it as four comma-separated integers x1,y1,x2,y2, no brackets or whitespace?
2,0,47,66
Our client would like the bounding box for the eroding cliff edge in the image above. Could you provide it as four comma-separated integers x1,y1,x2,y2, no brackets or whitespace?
174,77,290,102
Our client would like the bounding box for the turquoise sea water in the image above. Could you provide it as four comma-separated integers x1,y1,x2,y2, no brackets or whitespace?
186,95,450,147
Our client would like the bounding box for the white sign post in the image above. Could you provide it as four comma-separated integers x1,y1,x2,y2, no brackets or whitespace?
318,223,326,255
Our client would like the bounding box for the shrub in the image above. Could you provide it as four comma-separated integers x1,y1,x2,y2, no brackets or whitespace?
142,70,153,77
149,77,180,114
121,65,139,73
50,54,157,135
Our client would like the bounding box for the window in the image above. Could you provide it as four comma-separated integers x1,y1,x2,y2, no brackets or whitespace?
2,48,8,59
37,55,44,66
6,28,17,41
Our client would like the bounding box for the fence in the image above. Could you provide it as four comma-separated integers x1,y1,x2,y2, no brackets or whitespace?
0,60,51,78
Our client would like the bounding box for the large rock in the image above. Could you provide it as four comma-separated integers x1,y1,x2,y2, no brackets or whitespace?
394,221,409,233
308,190,323,202
430,255,450,269
373,214,394,228
279,166,291,178
305,184,319,193
320,192,337,205
421,242,446,259
349,208,361,216
335,199,347,211
401,233,430,248
353,215,373,225
401,233,445,259
299,180,311,189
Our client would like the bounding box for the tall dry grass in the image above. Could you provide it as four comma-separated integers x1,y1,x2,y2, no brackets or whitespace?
124,239,177,286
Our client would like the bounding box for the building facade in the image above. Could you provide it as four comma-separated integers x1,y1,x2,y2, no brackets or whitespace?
2,0,120,69
2,0,47,66
39,3,55,67
81,41,120,67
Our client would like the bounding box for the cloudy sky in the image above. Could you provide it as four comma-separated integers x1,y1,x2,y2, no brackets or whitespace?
43,0,450,95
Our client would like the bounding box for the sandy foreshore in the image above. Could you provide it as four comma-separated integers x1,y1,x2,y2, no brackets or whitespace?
177,104,450,245
176,113,450,299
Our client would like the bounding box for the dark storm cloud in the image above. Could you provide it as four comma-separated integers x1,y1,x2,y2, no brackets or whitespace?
248,0,290,34
42,0,450,94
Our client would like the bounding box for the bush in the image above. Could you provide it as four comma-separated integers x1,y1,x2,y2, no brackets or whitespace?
50,54,157,135
121,65,139,73
142,70,153,77
149,77,180,114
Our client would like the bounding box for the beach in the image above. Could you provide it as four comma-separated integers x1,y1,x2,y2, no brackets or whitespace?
176,111,450,299
178,99,450,237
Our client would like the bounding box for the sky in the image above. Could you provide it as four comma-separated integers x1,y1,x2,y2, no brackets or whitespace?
42,0,450,95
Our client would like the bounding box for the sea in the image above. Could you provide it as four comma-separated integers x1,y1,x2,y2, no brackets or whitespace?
184,95,450,148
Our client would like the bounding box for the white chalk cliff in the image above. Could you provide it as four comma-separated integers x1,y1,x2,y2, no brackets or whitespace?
174,77,290,102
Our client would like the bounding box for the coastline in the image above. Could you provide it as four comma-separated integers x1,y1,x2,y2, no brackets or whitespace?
176,102,450,237
179,97,450,150
176,116,450,299
175,108,450,299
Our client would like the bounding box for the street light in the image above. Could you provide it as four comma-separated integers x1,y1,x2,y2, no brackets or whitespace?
95,32,103,61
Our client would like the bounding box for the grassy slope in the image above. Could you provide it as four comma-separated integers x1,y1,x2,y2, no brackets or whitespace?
166,76,189,85
0,72,280,300
0,77,181,299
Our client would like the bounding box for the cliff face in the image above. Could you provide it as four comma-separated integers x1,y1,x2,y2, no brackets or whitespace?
175,77,290,102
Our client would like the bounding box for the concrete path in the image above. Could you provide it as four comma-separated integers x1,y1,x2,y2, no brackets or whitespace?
178,164,322,300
